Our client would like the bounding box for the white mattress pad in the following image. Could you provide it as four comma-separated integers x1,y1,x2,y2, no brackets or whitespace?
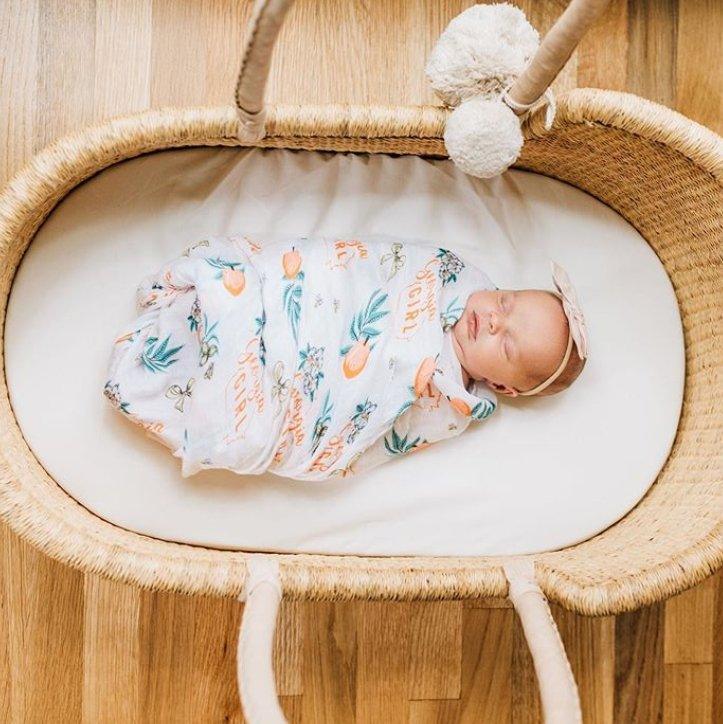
4,146,685,556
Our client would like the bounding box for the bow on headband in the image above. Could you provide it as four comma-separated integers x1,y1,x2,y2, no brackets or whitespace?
550,260,588,360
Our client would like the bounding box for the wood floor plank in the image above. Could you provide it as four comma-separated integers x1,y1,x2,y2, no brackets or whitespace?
663,663,713,724
0,0,39,179
408,698,460,724
35,0,97,148
274,599,306,696
137,591,241,723
4,3,91,722
93,0,152,119
615,603,665,724
355,601,411,723
82,574,141,723
0,528,11,724
202,0,250,104
664,575,715,664
364,0,442,106
280,694,304,724
1,528,84,723
675,0,723,132
0,0,37,667
459,607,513,724
576,0,628,91
713,572,723,724
268,0,370,106
408,601,462,701
301,601,357,723
627,0,678,108
148,0,205,105
555,605,615,724
511,609,542,724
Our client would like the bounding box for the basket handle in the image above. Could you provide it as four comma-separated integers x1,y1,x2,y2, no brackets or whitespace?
233,0,611,139
236,557,286,724
502,559,583,723
235,0,295,141
235,556,581,723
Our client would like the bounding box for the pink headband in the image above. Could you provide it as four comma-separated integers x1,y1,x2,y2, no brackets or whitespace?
517,261,589,396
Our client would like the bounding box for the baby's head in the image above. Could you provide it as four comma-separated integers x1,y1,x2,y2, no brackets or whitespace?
451,284,587,397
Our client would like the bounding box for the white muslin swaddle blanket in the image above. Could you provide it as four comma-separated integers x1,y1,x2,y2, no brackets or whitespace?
103,233,499,480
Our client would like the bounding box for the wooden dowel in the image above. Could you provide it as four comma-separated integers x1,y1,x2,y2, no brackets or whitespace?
507,0,611,112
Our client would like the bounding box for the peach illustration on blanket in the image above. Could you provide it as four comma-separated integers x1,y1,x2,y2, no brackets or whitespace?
222,267,246,296
340,288,390,379
282,246,302,278
449,397,472,416
413,356,437,397
342,339,371,379
203,256,247,297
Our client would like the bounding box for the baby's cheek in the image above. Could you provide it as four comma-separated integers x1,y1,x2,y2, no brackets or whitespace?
507,360,524,378
469,341,490,372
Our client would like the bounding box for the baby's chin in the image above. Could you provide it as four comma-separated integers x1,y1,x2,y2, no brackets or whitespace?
450,312,469,355
451,311,479,379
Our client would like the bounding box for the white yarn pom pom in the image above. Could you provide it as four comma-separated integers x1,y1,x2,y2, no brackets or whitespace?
425,3,539,107
444,97,523,178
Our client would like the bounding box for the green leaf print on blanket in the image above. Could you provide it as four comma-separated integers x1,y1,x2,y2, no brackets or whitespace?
283,271,305,344
138,334,184,373
384,425,428,455
205,256,242,271
395,385,417,419
340,289,390,379
471,398,496,421
440,296,465,332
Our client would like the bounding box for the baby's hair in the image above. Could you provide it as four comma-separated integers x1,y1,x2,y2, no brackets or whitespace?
525,291,587,397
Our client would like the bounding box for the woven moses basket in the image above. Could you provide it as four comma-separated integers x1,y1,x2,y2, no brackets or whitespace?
0,0,720,721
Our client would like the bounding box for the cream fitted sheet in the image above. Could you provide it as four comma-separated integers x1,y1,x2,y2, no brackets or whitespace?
4,146,684,556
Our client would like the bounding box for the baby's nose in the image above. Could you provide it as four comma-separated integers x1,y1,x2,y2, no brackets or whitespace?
488,310,503,334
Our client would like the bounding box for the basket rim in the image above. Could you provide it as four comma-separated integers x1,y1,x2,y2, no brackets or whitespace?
0,87,721,614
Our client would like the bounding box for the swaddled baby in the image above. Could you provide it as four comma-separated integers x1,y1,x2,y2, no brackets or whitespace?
103,233,587,480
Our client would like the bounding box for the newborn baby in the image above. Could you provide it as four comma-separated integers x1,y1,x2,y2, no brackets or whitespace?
452,279,587,398
103,233,588,480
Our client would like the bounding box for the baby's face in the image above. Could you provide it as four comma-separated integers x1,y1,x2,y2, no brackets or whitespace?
451,288,569,395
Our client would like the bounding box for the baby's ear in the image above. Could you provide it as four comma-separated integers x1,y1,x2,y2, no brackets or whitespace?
483,378,518,397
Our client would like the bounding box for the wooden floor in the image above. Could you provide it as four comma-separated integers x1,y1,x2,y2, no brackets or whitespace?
1,1,721,722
